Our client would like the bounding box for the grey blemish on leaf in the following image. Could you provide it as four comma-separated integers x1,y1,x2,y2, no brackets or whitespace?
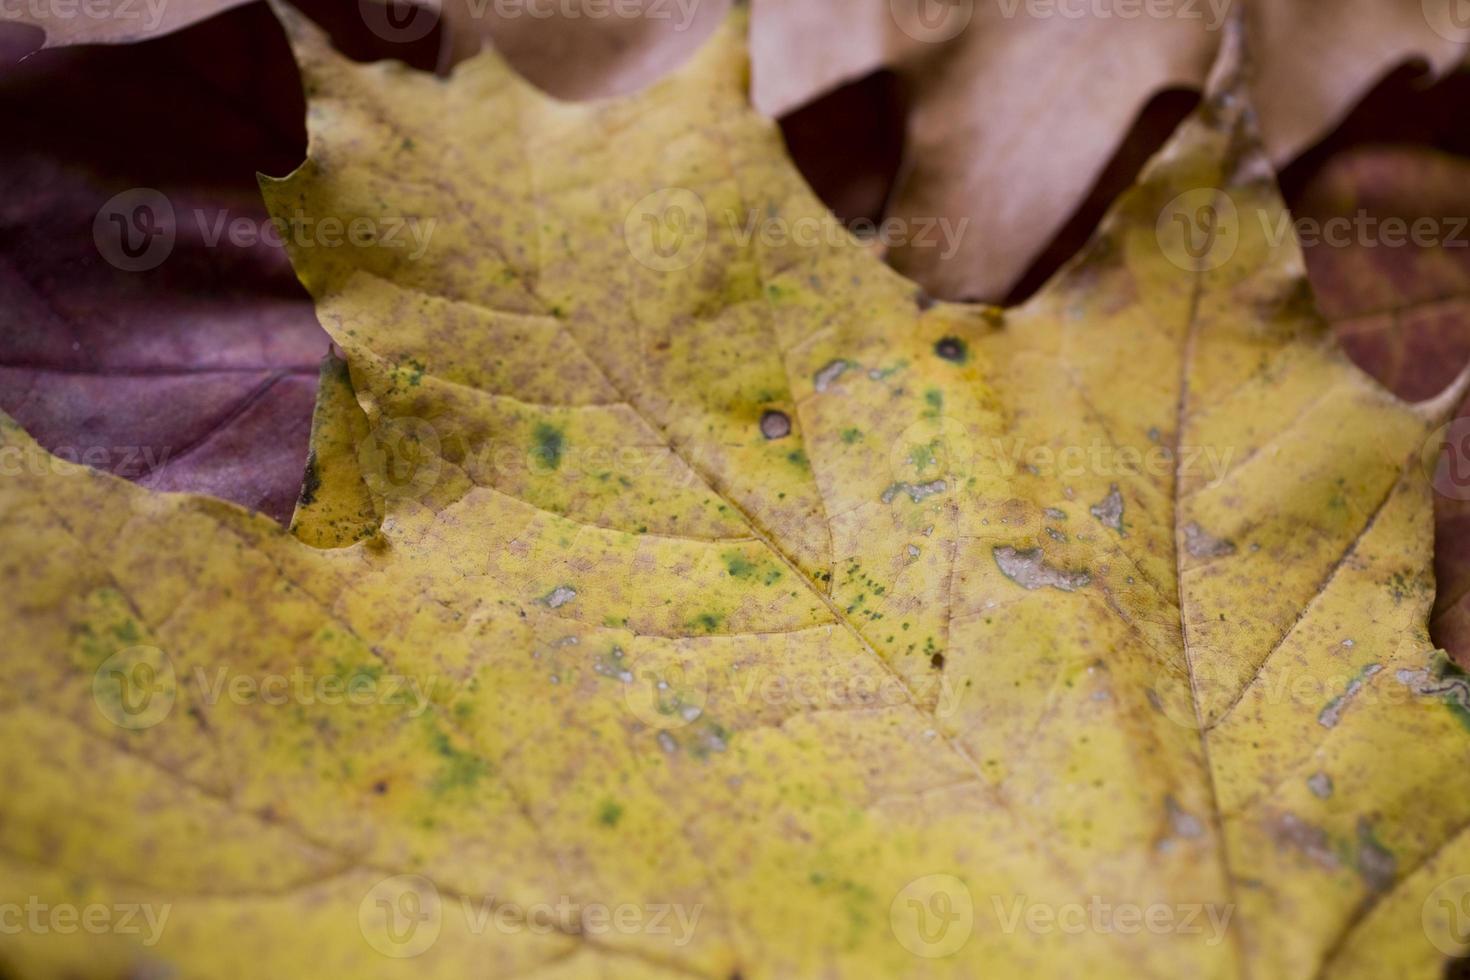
1274,813,1341,871
541,585,577,609
1318,664,1382,728
881,480,948,504
656,731,677,754
993,546,1091,593
813,359,849,392
1044,507,1067,520
1045,527,1067,542
1307,772,1333,798
1395,664,1470,710
760,410,792,440
592,646,634,683
1090,484,1125,535
1356,818,1395,892
907,545,921,558
1184,522,1236,559
1166,796,1203,839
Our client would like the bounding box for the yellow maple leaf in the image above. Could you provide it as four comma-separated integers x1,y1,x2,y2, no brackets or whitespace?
2,7,1469,978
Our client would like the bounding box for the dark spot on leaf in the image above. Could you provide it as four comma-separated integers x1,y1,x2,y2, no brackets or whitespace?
930,652,945,670
760,410,791,440
298,451,321,506
373,780,388,795
532,422,565,470
934,336,967,363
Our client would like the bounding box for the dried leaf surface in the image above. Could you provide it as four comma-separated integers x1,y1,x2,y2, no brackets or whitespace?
3,9,1469,978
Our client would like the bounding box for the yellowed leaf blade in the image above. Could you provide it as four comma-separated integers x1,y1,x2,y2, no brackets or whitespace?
2,7,1469,979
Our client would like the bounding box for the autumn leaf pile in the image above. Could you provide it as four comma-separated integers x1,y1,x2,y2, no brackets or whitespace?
3,2,1470,978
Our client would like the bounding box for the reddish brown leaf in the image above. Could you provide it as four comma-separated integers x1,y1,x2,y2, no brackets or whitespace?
0,4,325,523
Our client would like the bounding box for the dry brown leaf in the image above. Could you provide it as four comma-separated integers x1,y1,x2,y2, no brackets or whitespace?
1289,141,1470,663
751,0,1469,302
421,1,1466,303
0,0,247,50
434,0,730,94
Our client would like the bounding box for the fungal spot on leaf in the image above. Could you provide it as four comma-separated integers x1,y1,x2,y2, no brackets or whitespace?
297,451,321,506
1356,818,1396,892
1165,796,1203,839
1089,484,1125,535
1318,663,1382,728
813,360,849,392
1307,772,1333,799
691,611,724,633
881,480,947,504
930,652,945,670
540,585,578,609
1271,812,1340,871
532,422,565,470
1395,657,1470,729
1184,522,1236,559
933,336,967,363
993,546,1091,593
760,410,791,440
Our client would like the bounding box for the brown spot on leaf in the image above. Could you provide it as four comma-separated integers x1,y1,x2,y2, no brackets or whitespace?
760,410,792,440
